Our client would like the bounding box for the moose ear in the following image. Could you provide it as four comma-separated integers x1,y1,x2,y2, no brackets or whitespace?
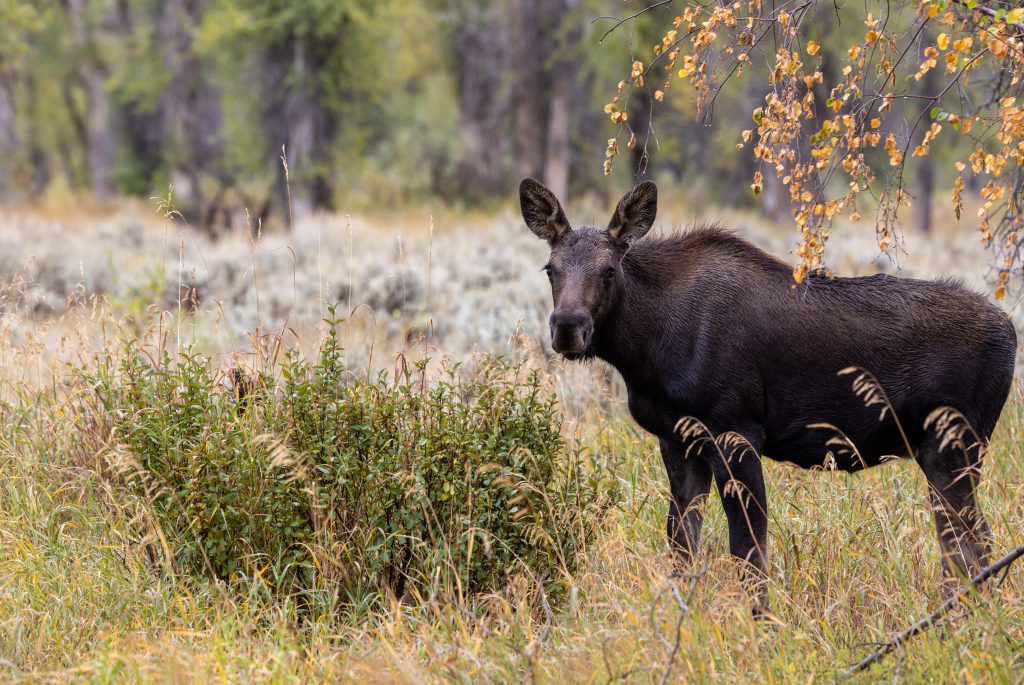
519,178,570,244
607,181,657,244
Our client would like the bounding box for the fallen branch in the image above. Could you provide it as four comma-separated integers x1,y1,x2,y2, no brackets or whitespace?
845,541,1024,676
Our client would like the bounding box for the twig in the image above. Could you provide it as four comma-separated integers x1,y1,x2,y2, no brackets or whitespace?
592,0,674,44
949,0,1024,32
658,565,708,684
603,565,707,684
658,579,688,685
844,540,1024,676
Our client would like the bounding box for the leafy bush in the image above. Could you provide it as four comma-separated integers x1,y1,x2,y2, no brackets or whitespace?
83,315,617,610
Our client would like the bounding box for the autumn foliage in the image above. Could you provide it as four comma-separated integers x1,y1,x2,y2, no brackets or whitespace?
608,1,1024,295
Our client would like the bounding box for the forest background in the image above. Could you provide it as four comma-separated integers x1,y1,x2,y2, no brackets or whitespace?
0,0,973,235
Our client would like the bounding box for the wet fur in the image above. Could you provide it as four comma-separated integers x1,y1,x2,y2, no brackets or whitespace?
522,178,1017,613
595,224,1015,470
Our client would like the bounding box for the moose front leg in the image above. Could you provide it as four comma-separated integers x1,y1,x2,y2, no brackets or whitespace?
710,429,770,617
660,438,713,567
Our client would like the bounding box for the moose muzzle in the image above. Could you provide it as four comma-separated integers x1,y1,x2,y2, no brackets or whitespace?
549,308,593,356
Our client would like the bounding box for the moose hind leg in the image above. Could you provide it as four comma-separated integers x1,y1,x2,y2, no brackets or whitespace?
916,432,992,585
660,438,713,567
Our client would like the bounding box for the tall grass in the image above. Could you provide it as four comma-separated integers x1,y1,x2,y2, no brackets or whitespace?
0,208,1022,682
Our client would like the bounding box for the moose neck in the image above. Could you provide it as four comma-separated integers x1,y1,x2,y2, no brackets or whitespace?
589,252,686,383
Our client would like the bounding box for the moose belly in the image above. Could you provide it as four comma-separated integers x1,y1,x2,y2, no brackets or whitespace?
762,422,909,471
760,392,922,471
625,384,916,472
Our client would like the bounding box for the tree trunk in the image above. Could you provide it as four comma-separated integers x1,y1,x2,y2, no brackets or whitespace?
917,148,934,234
286,34,333,218
544,82,572,199
82,68,114,199
511,0,547,181
66,0,115,199
761,170,791,223
543,0,580,199
917,64,939,234
453,2,511,199
0,71,15,195
286,36,315,219
155,0,225,225
260,33,334,224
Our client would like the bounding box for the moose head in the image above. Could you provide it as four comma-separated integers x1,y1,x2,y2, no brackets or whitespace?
519,177,657,359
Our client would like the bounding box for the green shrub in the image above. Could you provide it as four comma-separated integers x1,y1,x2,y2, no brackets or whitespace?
82,315,617,611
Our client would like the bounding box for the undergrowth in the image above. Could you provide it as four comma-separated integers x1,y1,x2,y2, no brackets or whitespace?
75,310,617,617
1,309,1022,682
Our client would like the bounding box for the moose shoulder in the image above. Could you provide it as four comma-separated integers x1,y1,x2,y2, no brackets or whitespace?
519,177,1017,615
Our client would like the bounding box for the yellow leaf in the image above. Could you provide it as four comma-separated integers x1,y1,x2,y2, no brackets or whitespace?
807,40,820,55
937,33,950,50
870,118,881,129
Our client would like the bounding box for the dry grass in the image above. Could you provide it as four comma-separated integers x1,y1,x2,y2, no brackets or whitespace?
0,201,1023,683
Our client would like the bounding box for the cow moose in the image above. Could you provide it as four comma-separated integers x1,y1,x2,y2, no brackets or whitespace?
519,177,1017,614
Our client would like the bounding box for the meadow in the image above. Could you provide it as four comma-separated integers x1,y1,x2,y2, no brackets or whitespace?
1,199,1023,683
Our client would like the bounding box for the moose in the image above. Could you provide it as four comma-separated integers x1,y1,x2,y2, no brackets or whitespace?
519,177,1017,614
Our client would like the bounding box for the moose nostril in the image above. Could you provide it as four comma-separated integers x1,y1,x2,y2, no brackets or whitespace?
549,309,594,354
550,309,590,331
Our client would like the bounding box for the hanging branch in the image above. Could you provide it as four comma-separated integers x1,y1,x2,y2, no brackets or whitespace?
592,0,675,44
604,1,1024,294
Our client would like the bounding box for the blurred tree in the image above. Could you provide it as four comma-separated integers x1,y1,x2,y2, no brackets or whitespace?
65,0,116,199
916,47,940,235
450,1,512,200
198,0,357,220
0,2,39,195
542,0,583,200
152,0,224,222
444,0,592,202
0,0,638,225
510,0,584,199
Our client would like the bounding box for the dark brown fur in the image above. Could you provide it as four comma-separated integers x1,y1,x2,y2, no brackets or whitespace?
520,178,1017,615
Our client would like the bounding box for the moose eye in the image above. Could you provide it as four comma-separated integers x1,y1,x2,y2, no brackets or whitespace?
603,267,616,281
542,264,555,280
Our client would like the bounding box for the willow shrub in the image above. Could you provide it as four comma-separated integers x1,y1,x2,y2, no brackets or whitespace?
82,315,617,611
